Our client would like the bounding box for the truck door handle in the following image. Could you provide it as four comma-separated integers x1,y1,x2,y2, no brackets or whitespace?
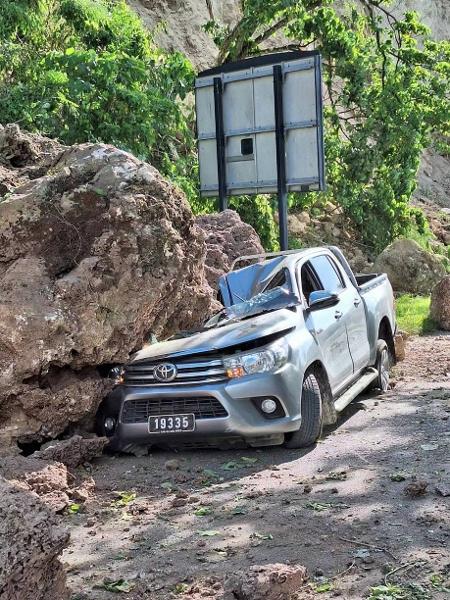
334,310,343,320
353,297,361,307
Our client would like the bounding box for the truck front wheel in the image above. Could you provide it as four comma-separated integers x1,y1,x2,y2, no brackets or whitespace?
374,339,390,392
285,371,323,449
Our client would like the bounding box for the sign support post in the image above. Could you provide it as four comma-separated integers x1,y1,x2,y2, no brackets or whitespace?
213,76,227,211
273,64,289,251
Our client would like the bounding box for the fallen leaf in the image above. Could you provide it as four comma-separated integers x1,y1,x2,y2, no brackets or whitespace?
68,503,81,514
101,579,135,593
194,507,213,516
389,473,407,482
231,506,247,515
221,461,241,471
240,457,258,465
421,443,439,451
161,481,175,490
305,501,332,512
251,532,273,540
111,491,136,507
174,582,189,594
313,581,333,593
325,470,347,481
197,530,220,537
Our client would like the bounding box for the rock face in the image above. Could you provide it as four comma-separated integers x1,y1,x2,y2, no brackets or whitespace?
223,563,308,600
196,210,264,288
127,0,240,69
373,238,447,294
0,476,69,600
0,124,218,447
431,276,450,331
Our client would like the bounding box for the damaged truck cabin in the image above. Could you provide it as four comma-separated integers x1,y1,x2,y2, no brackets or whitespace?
97,246,396,451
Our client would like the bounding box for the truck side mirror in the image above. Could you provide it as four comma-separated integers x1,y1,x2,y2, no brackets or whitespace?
308,290,340,311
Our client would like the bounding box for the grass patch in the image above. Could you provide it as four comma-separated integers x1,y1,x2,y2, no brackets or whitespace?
396,295,436,335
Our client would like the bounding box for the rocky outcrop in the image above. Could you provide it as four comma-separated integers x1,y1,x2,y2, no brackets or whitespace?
0,438,102,512
127,0,240,70
0,124,218,447
32,435,107,469
431,276,450,331
196,210,264,288
289,203,373,272
0,476,69,600
373,238,447,294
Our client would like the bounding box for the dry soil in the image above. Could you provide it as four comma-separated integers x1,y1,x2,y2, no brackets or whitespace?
64,333,450,599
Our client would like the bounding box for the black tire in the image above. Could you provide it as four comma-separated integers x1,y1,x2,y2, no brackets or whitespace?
373,339,390,392
285,371,323,449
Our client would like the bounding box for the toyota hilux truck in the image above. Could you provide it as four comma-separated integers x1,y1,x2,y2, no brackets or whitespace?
97,246,396,451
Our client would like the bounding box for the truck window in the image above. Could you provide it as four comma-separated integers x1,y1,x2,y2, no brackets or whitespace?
309,255,346,293
300,262,321,304
264,268,289,293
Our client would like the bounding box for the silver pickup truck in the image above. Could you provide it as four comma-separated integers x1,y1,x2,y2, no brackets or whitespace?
97,246,396,451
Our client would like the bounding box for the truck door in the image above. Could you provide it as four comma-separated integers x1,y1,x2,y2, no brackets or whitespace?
300,257,354,393
342,287,371,374
309,254,371,375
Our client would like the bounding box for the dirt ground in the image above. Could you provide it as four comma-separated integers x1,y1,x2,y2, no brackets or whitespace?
64,333,450,599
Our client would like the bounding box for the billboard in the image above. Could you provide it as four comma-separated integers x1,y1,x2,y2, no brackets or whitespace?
195,51,325,198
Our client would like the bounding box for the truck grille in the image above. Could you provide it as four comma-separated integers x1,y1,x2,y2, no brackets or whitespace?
121,397,228,423
123,354,228,386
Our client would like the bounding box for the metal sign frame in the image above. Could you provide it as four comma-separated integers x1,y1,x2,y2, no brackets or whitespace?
195,50,325,250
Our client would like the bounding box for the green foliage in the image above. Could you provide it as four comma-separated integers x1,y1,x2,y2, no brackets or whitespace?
229,195,279,250
395,294,436,335
208,0,450,252
0,0,194,176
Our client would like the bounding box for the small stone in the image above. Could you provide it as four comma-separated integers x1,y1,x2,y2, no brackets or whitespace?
165,459,181,471
171,497,187,508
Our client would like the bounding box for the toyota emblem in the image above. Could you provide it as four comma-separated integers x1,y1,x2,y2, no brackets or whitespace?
153,362,177,382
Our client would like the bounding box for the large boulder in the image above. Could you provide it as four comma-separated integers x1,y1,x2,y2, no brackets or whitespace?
0,124,218,447
373,238,446,294
431,276,450,330
196,210,264,288
0,476,69,600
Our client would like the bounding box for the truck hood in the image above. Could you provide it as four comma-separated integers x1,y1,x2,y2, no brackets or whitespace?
131,309,297,363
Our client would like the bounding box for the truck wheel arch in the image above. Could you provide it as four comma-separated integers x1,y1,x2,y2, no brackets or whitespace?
378,317,395,364
306,360,337,426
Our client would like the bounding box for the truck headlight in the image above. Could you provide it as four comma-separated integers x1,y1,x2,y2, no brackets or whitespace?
223,340,289,379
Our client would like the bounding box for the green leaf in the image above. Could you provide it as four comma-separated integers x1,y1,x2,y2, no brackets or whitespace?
197,529,220,537
389,472,407,482
305,502,332,512
102,579,135,593
161,481,175,490
240,456,258,465
221,461,240,471
194,507,212,516
68,503,81,514
231,506,247,515
313,581,333,593
111,491,136,507
251,532,273,540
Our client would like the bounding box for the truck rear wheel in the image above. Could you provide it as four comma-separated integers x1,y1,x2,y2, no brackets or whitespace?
285,371,323,449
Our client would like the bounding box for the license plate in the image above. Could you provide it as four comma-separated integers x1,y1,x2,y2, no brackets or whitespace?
149,414,195,433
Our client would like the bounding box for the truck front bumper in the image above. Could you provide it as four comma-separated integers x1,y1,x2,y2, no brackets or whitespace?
100,366,302,450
